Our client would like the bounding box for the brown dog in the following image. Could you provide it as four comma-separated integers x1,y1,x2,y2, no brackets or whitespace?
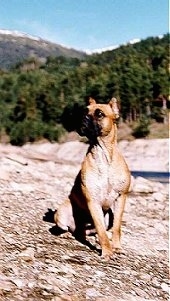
54,97,131,259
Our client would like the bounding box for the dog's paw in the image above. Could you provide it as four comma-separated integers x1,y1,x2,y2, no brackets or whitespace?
49,225,66,236
101,249,113,261
113,247,126,255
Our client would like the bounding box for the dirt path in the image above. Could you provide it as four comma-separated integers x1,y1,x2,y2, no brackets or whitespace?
0,144,169,301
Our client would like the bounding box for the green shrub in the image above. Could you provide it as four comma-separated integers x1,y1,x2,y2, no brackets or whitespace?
43,123,65,142
8,120,65,145
9,120,43,145
151,107,166,123
132,116,150,138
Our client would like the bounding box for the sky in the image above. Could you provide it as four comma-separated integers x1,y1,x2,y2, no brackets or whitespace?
0,0,168,52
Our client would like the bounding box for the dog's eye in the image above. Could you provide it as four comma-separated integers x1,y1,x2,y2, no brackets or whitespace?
95,109,105,119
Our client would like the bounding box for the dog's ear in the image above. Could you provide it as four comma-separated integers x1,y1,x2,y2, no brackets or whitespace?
89,97,96,105
109,97,119,119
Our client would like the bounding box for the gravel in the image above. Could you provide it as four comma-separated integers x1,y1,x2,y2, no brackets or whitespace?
0,143,169,301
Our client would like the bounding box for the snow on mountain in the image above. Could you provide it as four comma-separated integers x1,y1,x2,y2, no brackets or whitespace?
0,29,143,54
129,38,141,44
0,29,165,56
0,29,86,69
0,29,41,41
0,29,77,50
85,44,119,55
86,38,141,55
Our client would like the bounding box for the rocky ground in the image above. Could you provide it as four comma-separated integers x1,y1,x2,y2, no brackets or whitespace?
0,140,169,301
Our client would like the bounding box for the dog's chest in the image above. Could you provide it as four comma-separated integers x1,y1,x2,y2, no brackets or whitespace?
85,147,128,205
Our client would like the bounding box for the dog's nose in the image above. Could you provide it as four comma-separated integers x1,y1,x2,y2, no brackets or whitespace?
83,114,94,127
84,114,91,121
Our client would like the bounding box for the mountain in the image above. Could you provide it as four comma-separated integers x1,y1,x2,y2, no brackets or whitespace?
86,38,142,54
0,29,86,69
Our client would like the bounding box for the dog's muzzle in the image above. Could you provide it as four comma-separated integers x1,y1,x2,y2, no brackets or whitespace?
79,114,101,141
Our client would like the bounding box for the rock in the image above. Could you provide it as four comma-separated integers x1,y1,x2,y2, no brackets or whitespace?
131,176,168,195
86,287,102,298
47,263,76,277
132,177,153,193
10,182,34,193
51,295,79,301
0,273,16,292
139,273,151,282
161,282,169,293
28,281,36,289
55,141,88,163
149,181,165,193
152,277,160,288
118,139,169,172
152,192,167,202
18,247,35,262
11,278,26,289
50,297,64,301
0,169,10,180
4,235,16,245
0,140,169,301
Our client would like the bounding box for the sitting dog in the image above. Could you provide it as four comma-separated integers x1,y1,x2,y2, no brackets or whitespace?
54,97,131,259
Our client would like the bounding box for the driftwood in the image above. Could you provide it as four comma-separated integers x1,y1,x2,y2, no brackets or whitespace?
5,154,28,166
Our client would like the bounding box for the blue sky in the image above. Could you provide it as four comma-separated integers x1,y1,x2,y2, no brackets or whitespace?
0,0,168,51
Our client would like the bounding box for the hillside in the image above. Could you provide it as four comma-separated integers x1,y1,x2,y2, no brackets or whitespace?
0,30,86,69
0,32,169,145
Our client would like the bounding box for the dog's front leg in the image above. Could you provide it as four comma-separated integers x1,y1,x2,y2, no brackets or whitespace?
112,193,127,253
87,201,113,259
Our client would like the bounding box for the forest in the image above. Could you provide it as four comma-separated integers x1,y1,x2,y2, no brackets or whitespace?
0,33,169,145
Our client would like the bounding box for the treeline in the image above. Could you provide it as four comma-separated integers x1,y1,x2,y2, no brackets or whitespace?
0,34,169,145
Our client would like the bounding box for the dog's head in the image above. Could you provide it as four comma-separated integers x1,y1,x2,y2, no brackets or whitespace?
80,97,119,142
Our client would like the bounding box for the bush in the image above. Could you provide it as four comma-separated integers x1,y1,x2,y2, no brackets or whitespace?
8,119,65,145
132,116,150,138
9,120,43,145
43,123,65,142
151,107,166,123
